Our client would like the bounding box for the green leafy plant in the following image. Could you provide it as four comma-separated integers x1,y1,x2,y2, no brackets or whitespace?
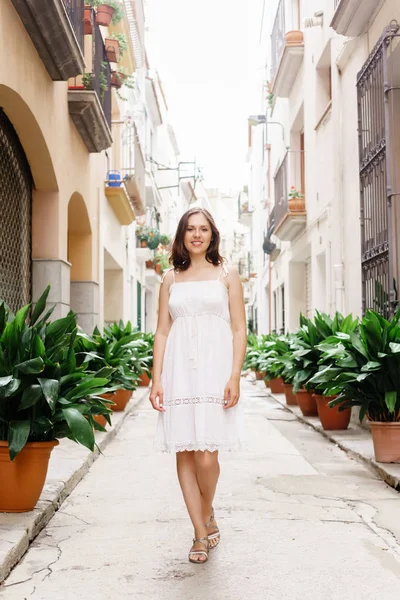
111,32,128,57
0,287,113,460
154,250,170,272
159,233,171,246
310,310,400,422
288,186,304,199
86,0,124,24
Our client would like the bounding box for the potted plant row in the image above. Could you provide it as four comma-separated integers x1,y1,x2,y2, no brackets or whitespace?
247,308,400,464
0,287,154,513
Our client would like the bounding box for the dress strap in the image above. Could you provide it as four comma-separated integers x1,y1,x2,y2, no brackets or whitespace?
161,267,175,284
217,261,229,281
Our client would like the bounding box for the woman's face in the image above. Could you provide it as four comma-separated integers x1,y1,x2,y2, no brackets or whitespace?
184,213,213,256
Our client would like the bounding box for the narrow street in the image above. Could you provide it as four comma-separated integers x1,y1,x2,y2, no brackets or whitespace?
1,379,400,600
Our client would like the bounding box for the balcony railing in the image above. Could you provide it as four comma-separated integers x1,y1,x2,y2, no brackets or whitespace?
271,0,286,83
62,0,84,52
334,0,341,8
274,150,306,241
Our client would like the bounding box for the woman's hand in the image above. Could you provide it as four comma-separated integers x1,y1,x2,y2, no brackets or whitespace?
149,381,166,412
223,376,240,409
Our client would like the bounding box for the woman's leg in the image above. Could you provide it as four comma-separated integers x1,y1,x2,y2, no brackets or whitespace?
176,451,208,562
194,450,220,520
194,450,220,547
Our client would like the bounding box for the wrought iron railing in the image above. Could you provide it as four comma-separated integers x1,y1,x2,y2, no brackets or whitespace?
62,0,84,52
274,152,288,228
274,150,305,228
357,24,400,317
69,21,112,128
270,0,285,82
93,22,112,128
334,0,341,9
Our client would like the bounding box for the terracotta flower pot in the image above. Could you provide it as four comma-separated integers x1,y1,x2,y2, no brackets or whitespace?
140,239,147,248
93,414,107,428
288,197,305,212
0,440,59,513
268,377,285,394
155,263,162,275
284,383,297,406
264,378,270,388
84,6,93,34
139,372,150,386
145,260,155,269
96,4,115,27
111,71,127,88
105,38,120,63
369,422,400,463
285,30,304,44
315,395,351,430
112,389,133,412
296,389,318,417
256,370,265,381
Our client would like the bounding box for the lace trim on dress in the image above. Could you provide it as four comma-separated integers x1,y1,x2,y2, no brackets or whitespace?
164,395,225,407
154,440,243,453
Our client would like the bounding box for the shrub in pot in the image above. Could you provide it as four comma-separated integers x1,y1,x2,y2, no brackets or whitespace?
77,321,142,412
243,333,267,378
0,287,113,512
310,310,400,461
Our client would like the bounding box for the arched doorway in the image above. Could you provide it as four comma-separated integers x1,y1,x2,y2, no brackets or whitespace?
0,108,33,312
68,193,98,332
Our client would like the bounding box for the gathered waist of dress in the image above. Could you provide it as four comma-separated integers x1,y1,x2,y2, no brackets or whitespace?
172,312,230,324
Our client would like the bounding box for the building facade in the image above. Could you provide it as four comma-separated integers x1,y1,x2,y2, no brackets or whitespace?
249,0,400,334
0,0,180,334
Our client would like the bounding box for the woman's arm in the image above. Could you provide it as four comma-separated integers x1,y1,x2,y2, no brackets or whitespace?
149,269,173,411
224,266,247,408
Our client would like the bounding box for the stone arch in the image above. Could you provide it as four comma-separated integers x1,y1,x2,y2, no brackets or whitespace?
0,85,58,192
68,193,98,332
68,192,92,281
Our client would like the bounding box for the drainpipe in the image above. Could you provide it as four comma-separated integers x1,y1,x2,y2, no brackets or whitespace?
267,143,272,333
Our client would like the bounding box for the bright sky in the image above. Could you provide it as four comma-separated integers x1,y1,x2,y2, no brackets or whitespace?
145,0,266,194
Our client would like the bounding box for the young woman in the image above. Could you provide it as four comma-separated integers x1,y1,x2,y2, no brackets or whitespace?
150,207,247,564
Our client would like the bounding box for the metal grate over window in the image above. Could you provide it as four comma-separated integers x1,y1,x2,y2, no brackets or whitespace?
0,108,32,313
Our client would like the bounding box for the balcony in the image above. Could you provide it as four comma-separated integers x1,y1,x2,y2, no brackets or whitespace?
104,180,135,226
270,0,304,98
331,0,385,37
11,0,85,80
274,151,306,242
68,20,112,153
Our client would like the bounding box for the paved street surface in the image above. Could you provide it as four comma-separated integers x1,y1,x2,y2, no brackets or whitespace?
1,378,400,599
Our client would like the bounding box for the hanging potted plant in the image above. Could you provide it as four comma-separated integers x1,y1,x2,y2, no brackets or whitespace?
85,0,124,27
136,224,149,247
0,287,113,512
84,5,94,34
104,37,121,63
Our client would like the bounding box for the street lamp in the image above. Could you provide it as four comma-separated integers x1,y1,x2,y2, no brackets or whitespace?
247,114,286,142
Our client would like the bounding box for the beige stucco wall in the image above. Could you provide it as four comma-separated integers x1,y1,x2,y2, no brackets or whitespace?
0,0,106,282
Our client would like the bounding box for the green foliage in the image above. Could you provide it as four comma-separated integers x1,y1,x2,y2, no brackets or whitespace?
86,0,124,24
310,309,400,422
111,32,128,57
0,288,113,460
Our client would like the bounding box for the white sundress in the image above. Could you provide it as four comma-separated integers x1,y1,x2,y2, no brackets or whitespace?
154,262,245,453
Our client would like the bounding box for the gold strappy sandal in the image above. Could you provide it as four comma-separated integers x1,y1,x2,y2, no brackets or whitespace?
188,536,210,564
205,508,220,549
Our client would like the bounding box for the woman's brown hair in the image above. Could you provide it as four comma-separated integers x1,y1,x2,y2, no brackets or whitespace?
170,208,224,271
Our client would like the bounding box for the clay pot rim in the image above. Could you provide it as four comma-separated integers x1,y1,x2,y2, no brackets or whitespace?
368,421,400,426
0,439,59,449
